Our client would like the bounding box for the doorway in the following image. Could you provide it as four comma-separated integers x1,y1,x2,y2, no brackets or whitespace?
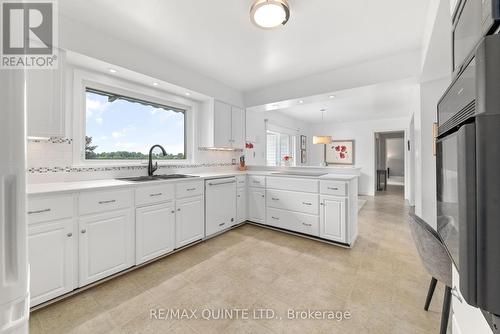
374,131,405,195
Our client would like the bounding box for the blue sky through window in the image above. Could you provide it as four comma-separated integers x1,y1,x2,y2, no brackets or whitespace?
85,90,185,159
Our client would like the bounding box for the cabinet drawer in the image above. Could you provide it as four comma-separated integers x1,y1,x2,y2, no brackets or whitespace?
135,184,175,206
248,175,265,188
267,208,319,237
266,177,318,193
236,175,247,188
79,189,133,215
28,195,74,224
320,181,347,196
176,181,204,198
266,189,319,215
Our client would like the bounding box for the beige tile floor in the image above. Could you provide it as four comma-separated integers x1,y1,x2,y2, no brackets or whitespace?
30,185,444,333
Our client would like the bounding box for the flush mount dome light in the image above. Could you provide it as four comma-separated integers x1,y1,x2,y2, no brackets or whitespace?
250,0,290,29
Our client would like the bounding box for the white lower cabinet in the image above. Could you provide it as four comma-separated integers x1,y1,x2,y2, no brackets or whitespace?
320,196,347,243
78,209,134,287
267,208,319,236
136,202,175,265
248,188,265,224
175,196,204,249
237,188,247,223
28,219,74,307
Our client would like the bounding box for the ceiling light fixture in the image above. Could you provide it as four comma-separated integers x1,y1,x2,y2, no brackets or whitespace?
250,0,290,29
152,82,159,86
329,95,336,99
185,92,191,96
108,68,117,73
298,100,304,104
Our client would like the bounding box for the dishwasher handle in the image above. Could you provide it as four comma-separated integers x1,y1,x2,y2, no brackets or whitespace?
208,179,236,186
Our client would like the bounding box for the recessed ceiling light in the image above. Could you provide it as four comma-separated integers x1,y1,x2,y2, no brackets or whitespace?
152,82,159,86
108,68,117,73
185,92,191,96
298,100,304,104
271,104,279,108
250,0,290,29
329,95,336,99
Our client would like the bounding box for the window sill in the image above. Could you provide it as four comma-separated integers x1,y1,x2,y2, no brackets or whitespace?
72,160,191,169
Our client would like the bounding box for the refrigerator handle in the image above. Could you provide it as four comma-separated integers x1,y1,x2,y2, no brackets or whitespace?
0,174,19,285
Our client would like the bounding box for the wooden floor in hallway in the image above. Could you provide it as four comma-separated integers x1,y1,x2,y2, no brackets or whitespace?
30,187,443,334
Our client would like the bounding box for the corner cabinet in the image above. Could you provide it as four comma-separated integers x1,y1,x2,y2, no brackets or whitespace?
26,49,65,138
199,99,245,149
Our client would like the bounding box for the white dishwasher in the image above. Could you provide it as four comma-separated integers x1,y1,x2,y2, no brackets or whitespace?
205,177,237,237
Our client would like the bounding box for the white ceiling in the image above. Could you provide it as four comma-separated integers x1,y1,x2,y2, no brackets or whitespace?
263,80,419,124
59,0,430,92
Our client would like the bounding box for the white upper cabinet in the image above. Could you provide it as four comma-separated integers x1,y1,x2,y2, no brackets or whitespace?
199,99,245,149
231,106,245,149
26,50,65,138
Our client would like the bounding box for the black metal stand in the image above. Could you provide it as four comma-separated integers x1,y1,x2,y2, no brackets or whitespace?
440,286,452,334
424,277,438,311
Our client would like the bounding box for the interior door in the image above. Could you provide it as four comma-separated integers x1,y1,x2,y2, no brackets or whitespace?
136,202,175,265
320,196,346,243
175,196,204,248
28,219,74,306
79,209,134,286
231,106,245,149
214,101,232,148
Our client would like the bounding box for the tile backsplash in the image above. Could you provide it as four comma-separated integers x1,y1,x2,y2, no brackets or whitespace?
27,138,241,184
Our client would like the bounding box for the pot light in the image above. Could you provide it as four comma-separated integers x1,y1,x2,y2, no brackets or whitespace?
185,92,191,96
250,0,290,29
152,82,159,86
108,68,117,73
329,95,336,99
298,100,304,104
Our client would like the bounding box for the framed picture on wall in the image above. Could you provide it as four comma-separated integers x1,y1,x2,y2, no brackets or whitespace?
325,140,355,165
300,135,307,150
300,149,307,164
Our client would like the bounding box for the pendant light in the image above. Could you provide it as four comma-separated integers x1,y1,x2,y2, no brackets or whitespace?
250,0,290,29
313,110,332,145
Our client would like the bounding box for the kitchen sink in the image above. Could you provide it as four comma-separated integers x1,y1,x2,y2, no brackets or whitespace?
118,174,199,182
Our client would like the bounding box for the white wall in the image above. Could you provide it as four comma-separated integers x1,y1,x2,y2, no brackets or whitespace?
308,117,410,196
245,110,313,166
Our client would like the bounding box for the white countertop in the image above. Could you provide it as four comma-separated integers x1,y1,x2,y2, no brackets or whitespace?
27,170,358,196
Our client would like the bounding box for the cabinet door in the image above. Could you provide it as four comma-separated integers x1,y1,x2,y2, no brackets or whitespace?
213,100,232,148
237,188,247,223
248,188,265,224
136,203,175,265
176,196,204,249
26,55,64,137
231,106,245,149
78,209,134,286
320,196,346,243
28,219,74,306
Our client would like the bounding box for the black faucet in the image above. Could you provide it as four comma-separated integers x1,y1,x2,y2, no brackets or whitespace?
148,144,167,176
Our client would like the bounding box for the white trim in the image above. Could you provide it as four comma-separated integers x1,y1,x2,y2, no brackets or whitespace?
71,68,197,167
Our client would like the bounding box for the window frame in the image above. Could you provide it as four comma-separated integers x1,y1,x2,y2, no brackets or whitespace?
72,69,195,167
266,130,297,167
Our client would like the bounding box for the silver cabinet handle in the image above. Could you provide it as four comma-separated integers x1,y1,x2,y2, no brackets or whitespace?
171,210,175,214
219,222,226,227
208,180,236,186
98,200,116,205
177,208,181,211
328,187,339,190
302,222,312,227
237,195,241,198
149,193,162,197
451,287,463,303
186,188,196,191
81,229,86,234
28,208,51,215
320,202,324,206
67,232,73,237
302,202,312,206
261,195,265,198
271,216,280,220
271,197,279,201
